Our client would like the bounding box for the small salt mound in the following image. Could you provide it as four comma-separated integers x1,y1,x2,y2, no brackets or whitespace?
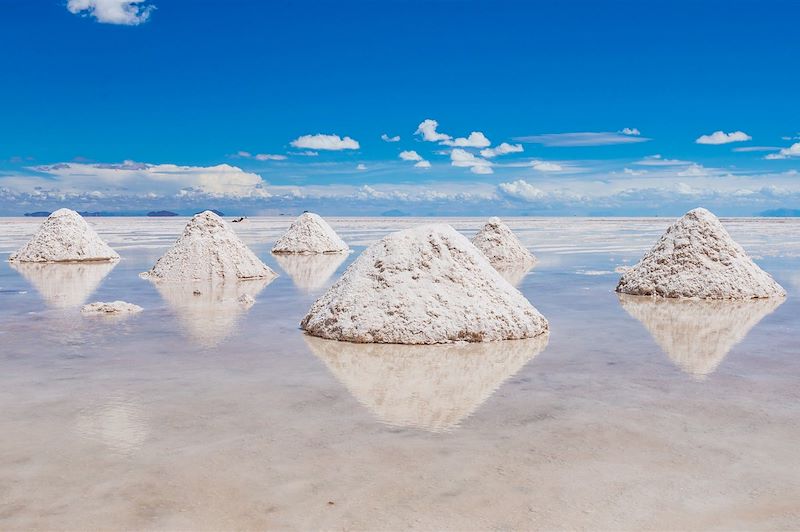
272,212,349,254
10,208,119,263
301,224,548,344
472,217,536,269
616,208,785,299
82,301,143,315
140,211,277,282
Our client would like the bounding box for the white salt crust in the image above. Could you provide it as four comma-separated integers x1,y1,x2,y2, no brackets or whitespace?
616,208,785,299
271,212,349,254
140,211,277,282
9,208,119,263
81,301,143,315
472,217,537,269
301,224,548,344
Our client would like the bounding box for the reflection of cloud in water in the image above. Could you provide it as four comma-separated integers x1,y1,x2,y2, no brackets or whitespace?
494,263,534,286
618,294,784,379
9,261,116,308
274,253,347,293
305,334,549,432
74,395,148,455
152,279,271,348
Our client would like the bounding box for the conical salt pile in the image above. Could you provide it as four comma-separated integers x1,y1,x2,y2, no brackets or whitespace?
616,208,785,299
301,224,548,344
472,217,536,269
140,210,277,282
272,212,349,254
9,208,119,263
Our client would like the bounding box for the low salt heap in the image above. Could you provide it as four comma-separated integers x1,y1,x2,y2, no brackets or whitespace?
616,207,785,299
472,217,537,269
301,224,548,344
272,212,349,254
140,211,277,282
81,301,143,316
10,208,119,263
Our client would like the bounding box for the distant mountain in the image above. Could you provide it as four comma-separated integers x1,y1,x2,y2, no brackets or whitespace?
381,209,411,217
147,210,179,217
758,208,800,217
195,209,224,216
24,211,52,217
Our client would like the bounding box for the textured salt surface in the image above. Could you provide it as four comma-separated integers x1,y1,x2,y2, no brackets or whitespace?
9,261,117,308
302,224,548,344
9,208,119,263
306,333,549,432
140,211,277,282
616,208,785,299
619,294,784,378
272,212,349,254
472,217,536,268
81,301,143,316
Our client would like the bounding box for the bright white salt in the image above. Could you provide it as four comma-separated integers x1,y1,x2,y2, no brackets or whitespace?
140,211,277,282
301,224,548,344
81,301,143,315
616,207,785,299
471,217,536,269
10,208,119,263
272,212,349,254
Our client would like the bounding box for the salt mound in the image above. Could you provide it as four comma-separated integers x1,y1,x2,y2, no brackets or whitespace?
81,301,143,316
301,224,548,344
472,217,536,270
272,212,349,254
9,208,119,263
140,211,277,282
10,261,117,308
619,294,783,379
616,208,785,299
306,333,548,432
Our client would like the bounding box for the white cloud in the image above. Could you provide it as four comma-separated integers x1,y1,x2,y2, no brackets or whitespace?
498,180,546,201
356,163,367,171
733,146,781,153
450,149,493,174
677,163,710,177
695,130,752,145
620,127,641,136
442,131,491,148
480,143,524,158
623,167,647,176
67,0,154,25
290,134,359,151
19,161,267,198
236,151,252,158
414,160,431,169
381,134,400,142
415,119,452,142
255,154,287,161
399,150,423,162
515,131,651,147
293,150,319,156
635,154,693,166
532,161,563,172
765,142,800,160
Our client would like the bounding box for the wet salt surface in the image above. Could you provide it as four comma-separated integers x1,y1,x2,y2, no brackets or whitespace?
1,217,799,530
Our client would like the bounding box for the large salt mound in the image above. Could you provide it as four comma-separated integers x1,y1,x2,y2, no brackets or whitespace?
616,208,785,299
301,224,548,344
9,208,119,263
140,211,277,282
472,217,536,269
272,212,349,254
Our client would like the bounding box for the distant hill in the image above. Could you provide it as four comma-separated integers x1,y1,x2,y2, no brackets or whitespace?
147,210,179,217
24,211,51,217
381,209,411,217
758,208,800,217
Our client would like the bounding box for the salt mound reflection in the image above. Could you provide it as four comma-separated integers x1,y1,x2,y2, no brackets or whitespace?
152,279,271,348
74,395,148,455
618,294,784,379
494,262,534,286
9,261,116,308
305,334,549,432
274,253,347,294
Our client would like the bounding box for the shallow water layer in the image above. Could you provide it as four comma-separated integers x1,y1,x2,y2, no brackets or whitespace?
1,217,799,530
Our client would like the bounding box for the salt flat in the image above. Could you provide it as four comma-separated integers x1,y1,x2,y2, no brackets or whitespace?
0,217,799,530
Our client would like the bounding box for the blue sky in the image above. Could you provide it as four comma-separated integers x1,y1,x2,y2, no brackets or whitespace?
1,0,799,216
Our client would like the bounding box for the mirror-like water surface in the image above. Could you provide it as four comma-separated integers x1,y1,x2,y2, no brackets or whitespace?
1,217,798,530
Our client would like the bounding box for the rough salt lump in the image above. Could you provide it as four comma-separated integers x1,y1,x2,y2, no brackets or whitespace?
472,217,536,269
82,301,143,315
9,208,119,263
301,224,548,344
272,212,349,254
616,207,785,299
140,210,277,282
